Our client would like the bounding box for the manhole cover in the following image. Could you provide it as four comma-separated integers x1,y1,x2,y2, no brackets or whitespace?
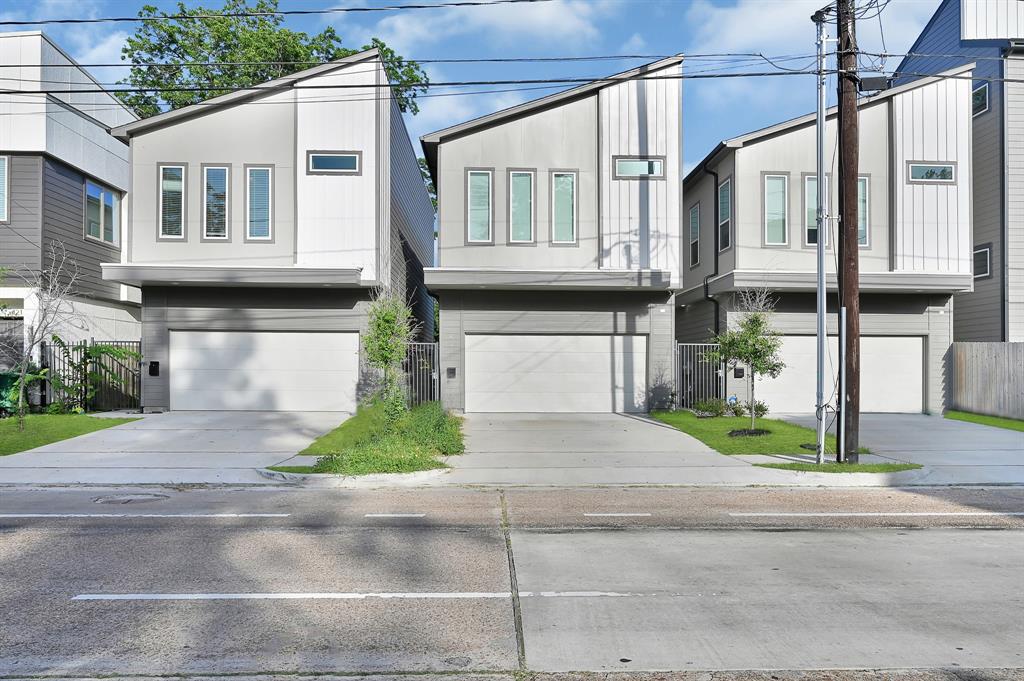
93,493,170,505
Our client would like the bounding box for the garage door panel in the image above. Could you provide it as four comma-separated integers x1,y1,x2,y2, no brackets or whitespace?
170,331,358,412
465,334,647,413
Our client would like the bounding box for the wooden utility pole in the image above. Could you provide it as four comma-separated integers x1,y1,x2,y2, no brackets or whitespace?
836,0,860,462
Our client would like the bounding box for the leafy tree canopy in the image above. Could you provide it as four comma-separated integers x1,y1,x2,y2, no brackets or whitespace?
117,0,428,118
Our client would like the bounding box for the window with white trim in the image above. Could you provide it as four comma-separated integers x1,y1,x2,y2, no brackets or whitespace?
0,156,8,222
805,175,829,246
764,174,788,245
308,152,360,174
908,163,955,183
717,178,731,251
159,165,185,238
973,83,989,117
551,171,576,243
857,176,869,246
688,203,700,266
614,157,665,179
509,170,534,243
203,166,229,239
973,245,991,279
247,167,272,240
467,170,492,243
85,180,119,246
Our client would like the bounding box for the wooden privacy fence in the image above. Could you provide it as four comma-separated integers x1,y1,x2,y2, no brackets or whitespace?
951,342,1024,420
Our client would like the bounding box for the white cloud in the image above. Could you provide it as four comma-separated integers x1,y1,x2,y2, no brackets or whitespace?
620,32,647,53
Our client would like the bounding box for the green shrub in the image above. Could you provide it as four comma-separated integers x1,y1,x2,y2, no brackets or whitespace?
728,401,747,417
747,400,769,418
693,398,727,417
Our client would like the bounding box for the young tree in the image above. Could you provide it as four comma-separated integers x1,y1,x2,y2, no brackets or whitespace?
117,0,428,118
362,290,418,422
704,288,785,432
0,243,86,429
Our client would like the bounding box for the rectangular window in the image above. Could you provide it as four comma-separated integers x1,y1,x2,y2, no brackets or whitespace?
509,170,534,243
467,170,492,243
614,156,665,179
0,156,8,222
764,174,788,245
247,166,272,240
308,152,360,174
159,165,185,239
85,180,119,246
908,162,956,183
203,166,229,239
688,203,700,267
857,176,869,246
717,178,731,251
973,245,991,279
973,83,989,117
805,175,829,246
551,172,576,244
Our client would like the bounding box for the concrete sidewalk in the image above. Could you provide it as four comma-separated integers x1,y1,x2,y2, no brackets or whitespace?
0,411,344,485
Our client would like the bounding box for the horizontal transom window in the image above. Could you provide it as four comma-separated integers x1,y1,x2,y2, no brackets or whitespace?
908,162,955,183
308,152,360,174
614,156,665,179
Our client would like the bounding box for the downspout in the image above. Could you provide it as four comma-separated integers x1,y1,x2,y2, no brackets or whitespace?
703,166,721,335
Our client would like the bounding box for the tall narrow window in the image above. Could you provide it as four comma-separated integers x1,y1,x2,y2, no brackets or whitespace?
551,172,576,244
203,166,229,239
467,170,492,243
688,203,700,266
247,167,272,240
857,176,869,246
973,83,989,117
509,170,534,243
805,175,829,246
85,180,119,246
764,175,788,245
973,245,991,279
717,178,731,251
0,156,9,222
159,165,185,239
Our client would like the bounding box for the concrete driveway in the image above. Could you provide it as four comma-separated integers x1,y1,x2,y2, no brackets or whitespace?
0,411,345,485
445,412,751,485
786,413,1024,483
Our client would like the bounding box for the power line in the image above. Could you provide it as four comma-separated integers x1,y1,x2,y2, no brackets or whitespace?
0,0,552,27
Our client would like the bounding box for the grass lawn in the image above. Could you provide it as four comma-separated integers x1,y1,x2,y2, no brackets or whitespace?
651,409,868,456
755,462,922,473
268,401,463,476
0,414,139,456
944,410,1024,433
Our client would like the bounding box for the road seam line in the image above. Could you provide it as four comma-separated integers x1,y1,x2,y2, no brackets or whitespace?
499,489,527,671
0,513,291,519
364,513,427,518
729,512,1024,517
583,513,652,517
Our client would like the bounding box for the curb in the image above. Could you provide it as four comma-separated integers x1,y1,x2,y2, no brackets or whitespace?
256,467,451,488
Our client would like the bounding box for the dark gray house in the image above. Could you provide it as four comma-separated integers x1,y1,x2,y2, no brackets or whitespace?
897,0,1024,342
0,31,140,364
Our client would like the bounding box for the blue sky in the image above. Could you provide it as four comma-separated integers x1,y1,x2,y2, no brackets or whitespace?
2,0,941,170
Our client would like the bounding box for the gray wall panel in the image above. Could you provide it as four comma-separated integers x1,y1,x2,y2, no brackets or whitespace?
0,154,42,272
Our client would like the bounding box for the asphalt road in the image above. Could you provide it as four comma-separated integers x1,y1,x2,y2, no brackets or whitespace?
1,486,1022,678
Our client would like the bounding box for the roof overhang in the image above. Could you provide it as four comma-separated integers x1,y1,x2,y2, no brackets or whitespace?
425,267,672,292
102,264,367,288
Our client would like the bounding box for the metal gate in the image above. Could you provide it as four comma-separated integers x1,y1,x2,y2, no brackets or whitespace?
40,339,142,412
676,343,723,409
404,342,440,407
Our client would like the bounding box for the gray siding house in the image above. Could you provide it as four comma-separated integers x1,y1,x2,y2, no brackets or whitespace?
421,57,683,413
680,66,974,415
0,31,141,364
897,0,1024,342
104,49,435,412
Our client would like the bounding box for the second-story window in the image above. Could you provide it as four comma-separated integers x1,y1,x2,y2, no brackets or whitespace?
764,174,788,245
907,162,955,183
467,169,492,243
247,166,273,240
85,180,119,246
0,156,8,222
858,176,870,246
159,165,185,239
973,83,989,117
614,156,665,179
973,244,992,279
805,175,829,246
203,166,229,240
308,152,360,175
688,203,700,267
551,171,576,244
509,170,534,243
717,178,731,251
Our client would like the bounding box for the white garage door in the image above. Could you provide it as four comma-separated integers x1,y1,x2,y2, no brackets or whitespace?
754,335,924,414
169,331,359,412
465,334,647,413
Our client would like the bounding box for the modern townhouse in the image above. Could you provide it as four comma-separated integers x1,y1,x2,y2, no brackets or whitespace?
896,0,1024,342
103,49,435,412
421,57,683,414
0,31,140,366
679,66,974,415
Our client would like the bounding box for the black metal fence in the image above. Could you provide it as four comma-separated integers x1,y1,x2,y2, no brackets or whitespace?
676,342,723,409
404,342,440,407
40,339,142,412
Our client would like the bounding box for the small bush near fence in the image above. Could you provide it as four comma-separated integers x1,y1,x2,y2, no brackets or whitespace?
692,398,768,419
